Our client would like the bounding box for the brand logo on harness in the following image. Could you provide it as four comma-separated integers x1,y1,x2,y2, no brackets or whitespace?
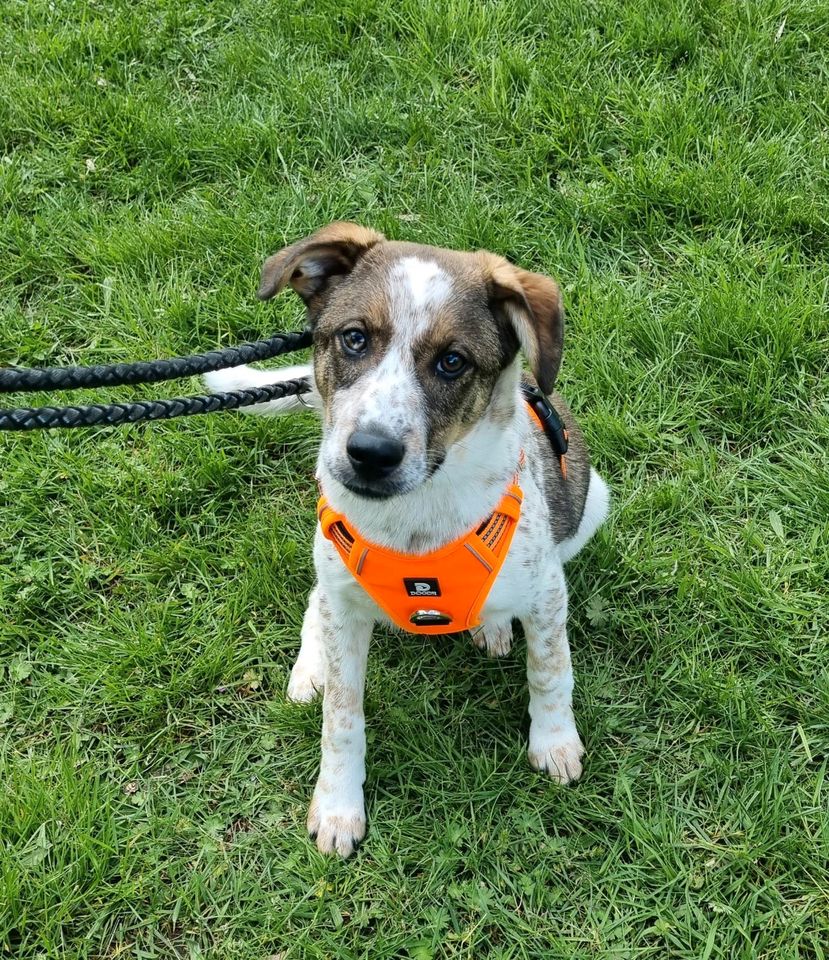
404,578,441,597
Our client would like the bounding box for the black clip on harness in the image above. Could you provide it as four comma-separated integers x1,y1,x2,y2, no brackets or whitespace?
521,382,569,457
0,329,312,431
521,382,569,477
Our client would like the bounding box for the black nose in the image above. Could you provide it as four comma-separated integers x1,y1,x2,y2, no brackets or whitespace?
346,430,405,480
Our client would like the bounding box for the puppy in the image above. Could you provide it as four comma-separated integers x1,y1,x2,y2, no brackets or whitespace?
206,222,609,857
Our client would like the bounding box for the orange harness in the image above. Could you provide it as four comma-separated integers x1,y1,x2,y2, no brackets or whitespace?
318,396,567,636
318,479,524,635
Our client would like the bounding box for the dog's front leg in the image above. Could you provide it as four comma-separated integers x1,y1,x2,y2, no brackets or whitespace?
306,589,372,857
287,584,325,703
523,564,584,784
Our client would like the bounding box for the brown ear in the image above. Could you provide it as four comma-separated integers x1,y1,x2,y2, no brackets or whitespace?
257,221,385,311
483,255,564,394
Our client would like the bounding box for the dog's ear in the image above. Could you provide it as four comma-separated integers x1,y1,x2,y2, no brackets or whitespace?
483,255,564,394
258,222,385,314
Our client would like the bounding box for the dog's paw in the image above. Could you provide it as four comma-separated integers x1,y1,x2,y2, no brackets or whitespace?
287,660,324,703
528,733,584,784
473,622,513,658
307,793,366,858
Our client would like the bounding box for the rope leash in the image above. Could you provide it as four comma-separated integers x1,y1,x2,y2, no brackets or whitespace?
0,329,312,393
0,380,311,431
0,329,312,431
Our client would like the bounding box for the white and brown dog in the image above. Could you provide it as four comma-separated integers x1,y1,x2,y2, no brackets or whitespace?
206,222,609,857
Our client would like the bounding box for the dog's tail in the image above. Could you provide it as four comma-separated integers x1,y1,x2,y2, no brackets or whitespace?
203,364,322,416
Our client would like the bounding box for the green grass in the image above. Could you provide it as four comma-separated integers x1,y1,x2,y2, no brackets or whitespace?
1,0,828,956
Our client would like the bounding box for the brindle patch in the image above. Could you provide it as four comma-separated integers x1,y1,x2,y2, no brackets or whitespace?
312,263,396,409
406,284,520,458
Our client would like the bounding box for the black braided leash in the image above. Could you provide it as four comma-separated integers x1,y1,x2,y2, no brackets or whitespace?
0,328,313,431
0,380,312,431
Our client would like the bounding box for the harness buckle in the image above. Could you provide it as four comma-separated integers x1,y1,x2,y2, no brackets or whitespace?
410,610,453,628
521,383,569,470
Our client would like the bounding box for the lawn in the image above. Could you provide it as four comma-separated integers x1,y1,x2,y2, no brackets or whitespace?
1,0,828,956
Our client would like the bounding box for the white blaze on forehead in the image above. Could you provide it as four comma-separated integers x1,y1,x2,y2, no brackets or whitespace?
388,257,452,332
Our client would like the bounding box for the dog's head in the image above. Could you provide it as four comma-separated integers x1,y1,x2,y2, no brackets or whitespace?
259,222,564,500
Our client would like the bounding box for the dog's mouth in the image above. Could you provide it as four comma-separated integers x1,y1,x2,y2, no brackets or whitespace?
339,453,446,501
341,479,401,500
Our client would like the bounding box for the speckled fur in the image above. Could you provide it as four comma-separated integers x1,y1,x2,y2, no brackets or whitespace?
206,223,610,858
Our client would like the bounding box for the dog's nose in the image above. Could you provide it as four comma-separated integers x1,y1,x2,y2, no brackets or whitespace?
346,430,405,480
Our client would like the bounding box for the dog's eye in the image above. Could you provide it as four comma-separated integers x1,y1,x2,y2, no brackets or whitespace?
341,329,368,356
436,351,467,379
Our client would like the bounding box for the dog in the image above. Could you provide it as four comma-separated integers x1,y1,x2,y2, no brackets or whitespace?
206,222,609,857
